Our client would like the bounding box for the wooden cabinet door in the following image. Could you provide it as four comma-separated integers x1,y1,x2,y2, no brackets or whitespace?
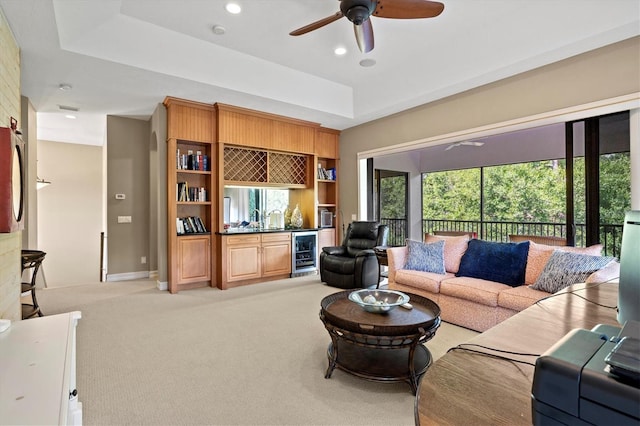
227,244,261,282
318,228,337,249
226,234,261,282
261,233,291,277
177,235,211,284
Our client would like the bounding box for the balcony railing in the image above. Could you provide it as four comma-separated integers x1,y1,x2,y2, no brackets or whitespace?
379,218,623,257
404,219,622,258
379,218,408,247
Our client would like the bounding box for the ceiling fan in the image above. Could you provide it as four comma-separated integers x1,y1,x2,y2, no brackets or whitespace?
444,141,485,151
289,0,445,53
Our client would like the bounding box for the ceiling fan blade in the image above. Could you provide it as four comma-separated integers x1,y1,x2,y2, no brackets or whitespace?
290,11,344,36
354,19,374,53
373,0,444,19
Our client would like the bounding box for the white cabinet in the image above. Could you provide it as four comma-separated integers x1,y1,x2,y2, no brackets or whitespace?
0,311,82,425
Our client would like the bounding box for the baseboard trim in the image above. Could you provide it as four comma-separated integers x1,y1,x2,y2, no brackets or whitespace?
156,280,168,291
106,271,150,282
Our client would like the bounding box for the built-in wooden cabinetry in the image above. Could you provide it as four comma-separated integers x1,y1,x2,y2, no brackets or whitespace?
318,228,337,255
221,232,292,289
164,97,217,293
315,128,340,247
164,97,340,292
216,103,316,154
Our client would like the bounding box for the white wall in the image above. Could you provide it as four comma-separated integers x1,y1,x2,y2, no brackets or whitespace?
374,153,423,240
38,140,103,286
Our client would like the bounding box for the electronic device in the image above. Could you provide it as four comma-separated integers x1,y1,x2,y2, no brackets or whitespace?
320,210,333,228
618,210,640,325
532,322,640,425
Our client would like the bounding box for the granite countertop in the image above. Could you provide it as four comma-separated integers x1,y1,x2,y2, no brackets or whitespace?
218,227,318,235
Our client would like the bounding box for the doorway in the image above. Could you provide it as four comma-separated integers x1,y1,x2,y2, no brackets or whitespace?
375,169,408,246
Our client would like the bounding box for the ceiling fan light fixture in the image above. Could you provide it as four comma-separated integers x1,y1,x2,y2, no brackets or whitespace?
345,5,371,25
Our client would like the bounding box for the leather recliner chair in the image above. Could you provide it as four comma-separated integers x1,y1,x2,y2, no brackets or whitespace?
320,221,389,289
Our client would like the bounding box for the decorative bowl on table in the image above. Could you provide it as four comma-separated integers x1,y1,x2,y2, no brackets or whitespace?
348,289,410,314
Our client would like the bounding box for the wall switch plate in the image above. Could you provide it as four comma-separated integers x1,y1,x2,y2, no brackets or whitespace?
351,214,357,221
117,216,132,223
141,256,146,264
115,193,125,200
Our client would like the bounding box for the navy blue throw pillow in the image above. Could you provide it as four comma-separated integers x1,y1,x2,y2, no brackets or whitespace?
456,239,530,286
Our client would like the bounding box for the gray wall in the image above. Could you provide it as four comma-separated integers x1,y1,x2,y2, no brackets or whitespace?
150,103,167,286
106,116,151,276
340,37,640,233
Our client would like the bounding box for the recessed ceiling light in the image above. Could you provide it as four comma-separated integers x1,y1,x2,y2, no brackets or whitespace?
225,3,241,14
334,47,347,56
359,58,376,67
212,25,226,35
65,114,76,119
59,83,72,91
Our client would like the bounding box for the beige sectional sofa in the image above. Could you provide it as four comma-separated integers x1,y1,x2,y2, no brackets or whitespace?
387,234,619,332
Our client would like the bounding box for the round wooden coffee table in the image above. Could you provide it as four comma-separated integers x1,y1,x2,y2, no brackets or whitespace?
319,290,441,394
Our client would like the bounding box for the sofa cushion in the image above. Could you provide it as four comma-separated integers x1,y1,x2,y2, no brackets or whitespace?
531,250,615,293
498,285,550,311
394,269,454,294
424,234,470,274
404,239,446,274
440,276,512,307
524,241,603,285
456,239,530,286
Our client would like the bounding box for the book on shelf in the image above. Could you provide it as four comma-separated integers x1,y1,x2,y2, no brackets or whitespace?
176,216,208,235
176,149,210,171
327,167,336,180
317,164,335,180
177,182,207,202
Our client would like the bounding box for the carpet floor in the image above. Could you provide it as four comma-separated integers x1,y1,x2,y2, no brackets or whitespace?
36,275,477,425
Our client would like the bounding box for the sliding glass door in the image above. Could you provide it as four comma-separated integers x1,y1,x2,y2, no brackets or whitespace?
566,111,630,256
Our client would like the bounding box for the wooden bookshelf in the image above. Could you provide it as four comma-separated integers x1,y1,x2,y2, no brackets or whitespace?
164,97,217,293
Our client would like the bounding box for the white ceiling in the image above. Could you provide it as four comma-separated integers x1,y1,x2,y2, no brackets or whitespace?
1,0,639,146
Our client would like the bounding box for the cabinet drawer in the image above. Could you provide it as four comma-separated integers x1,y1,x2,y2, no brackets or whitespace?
262,232,291,243
226,234,261,245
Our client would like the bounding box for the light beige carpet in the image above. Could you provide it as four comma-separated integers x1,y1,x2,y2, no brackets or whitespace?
37,275,477,425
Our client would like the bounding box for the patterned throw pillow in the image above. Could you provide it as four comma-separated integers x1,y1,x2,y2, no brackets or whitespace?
424,234,470,273
531,250,615,293
404,239,446,274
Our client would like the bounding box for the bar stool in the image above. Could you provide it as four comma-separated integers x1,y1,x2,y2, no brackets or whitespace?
21,249,46,319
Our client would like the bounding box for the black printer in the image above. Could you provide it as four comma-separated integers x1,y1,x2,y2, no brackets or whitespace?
531,321,640,425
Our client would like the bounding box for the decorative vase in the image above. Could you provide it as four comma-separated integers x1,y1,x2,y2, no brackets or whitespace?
291,204,303,228
284,205,292,228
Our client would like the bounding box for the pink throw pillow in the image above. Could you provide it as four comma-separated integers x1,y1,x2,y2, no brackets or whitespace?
424,234,470,274
524,241,603,285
